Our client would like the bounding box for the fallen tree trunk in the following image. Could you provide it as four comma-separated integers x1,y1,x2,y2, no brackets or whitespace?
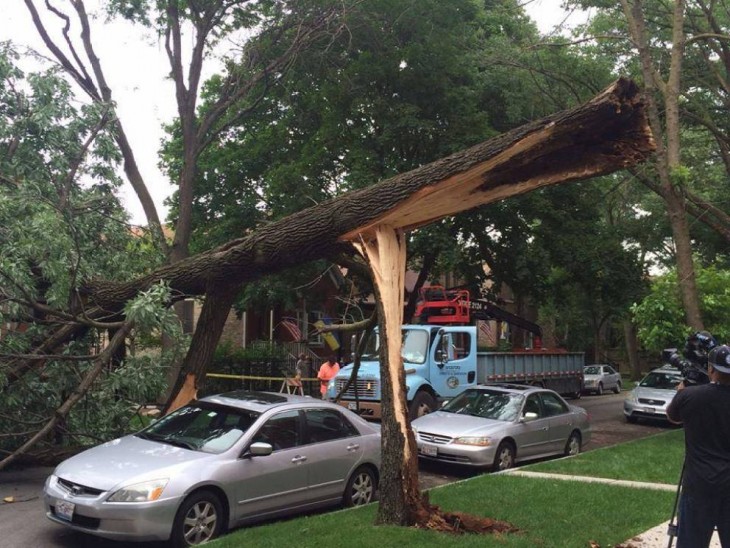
85,77,653,312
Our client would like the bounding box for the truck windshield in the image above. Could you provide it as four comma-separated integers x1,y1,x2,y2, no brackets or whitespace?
360,329,429,364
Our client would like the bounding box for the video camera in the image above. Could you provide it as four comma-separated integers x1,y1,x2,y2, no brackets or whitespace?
662,331,717,386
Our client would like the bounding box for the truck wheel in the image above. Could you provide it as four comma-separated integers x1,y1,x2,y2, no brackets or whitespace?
409,391,437,420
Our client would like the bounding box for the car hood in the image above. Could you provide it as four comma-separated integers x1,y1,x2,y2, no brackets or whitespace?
631,386,678,401
54,435,211,491
412,411,510,437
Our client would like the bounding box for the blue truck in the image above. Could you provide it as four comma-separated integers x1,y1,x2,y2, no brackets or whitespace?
328,324,584,420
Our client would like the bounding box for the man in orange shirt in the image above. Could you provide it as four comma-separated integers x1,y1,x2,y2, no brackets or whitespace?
317,356,340,399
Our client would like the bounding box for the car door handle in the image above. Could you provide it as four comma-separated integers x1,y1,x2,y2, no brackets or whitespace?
346,443,360,452
291,455,307,464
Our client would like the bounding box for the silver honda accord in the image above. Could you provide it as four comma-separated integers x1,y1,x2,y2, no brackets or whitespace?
43,391,381,546
412,384,591,470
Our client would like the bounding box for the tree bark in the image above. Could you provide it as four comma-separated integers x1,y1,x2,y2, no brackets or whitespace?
621,0,704,330
164,284,240,413
623,318,642,381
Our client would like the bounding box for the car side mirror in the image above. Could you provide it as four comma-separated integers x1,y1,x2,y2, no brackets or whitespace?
244,441,273,458
521,412,538,422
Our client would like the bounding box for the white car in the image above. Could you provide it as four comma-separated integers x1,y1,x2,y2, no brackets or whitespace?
623,368,682,423
582,364,622,395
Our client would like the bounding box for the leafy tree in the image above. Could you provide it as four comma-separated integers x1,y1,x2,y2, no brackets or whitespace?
0,44,174,457
632,264,730,353
566,0,730,331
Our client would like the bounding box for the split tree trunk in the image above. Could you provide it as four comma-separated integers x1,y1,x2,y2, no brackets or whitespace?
354,227,424,524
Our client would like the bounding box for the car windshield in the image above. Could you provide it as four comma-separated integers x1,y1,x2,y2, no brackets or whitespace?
136,402,260,454
361,329,429,364
639,372,682,390
584,366,601,375
440,389,522,421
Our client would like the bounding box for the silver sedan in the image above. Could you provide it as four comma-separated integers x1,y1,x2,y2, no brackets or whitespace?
583,364,622,395
623,367,682,423
43,391,381,547
411,384,591,470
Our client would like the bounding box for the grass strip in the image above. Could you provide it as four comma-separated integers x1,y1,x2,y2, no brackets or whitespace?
213,474,675,548
524,428,685,485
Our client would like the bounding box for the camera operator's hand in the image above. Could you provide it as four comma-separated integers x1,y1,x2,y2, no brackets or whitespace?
676,380,686,392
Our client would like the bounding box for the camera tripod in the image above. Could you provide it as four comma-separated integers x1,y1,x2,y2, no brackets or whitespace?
666,460,719,547
666,461,684,548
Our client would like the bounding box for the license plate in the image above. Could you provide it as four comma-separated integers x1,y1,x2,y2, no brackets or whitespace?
643,407,655,414
56,500,75,521
422,444,438,457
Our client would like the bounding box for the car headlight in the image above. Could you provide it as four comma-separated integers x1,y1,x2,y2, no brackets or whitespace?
108,479,169,503
453,436,491,447
625,393,638,404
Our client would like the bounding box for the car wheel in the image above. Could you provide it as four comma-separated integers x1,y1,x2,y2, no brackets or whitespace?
409,391,437,421
613,381,621,394
343,466,377,507
171,490,224,548
596,382,603,395
564,431,581,456
493,441,516,471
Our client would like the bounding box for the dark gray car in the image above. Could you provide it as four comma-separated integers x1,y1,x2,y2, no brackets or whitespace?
43,391,381,547
411,384,591,470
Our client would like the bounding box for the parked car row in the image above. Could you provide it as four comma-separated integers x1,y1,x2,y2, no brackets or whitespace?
44,383,593,547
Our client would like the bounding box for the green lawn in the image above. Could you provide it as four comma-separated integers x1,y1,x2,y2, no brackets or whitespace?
212,430,685,547
525,429,685,484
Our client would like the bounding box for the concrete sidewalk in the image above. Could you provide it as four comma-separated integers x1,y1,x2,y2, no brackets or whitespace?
505,470,721,547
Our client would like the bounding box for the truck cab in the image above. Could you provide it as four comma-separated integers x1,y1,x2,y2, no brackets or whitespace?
329,325,477,420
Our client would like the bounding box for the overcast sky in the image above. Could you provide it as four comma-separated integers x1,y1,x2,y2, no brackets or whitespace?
2,1,585,225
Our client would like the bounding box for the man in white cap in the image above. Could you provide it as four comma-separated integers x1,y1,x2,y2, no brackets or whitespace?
667,343,730,547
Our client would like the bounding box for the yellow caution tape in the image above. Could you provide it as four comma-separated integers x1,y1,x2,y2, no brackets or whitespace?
206,373,318,382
